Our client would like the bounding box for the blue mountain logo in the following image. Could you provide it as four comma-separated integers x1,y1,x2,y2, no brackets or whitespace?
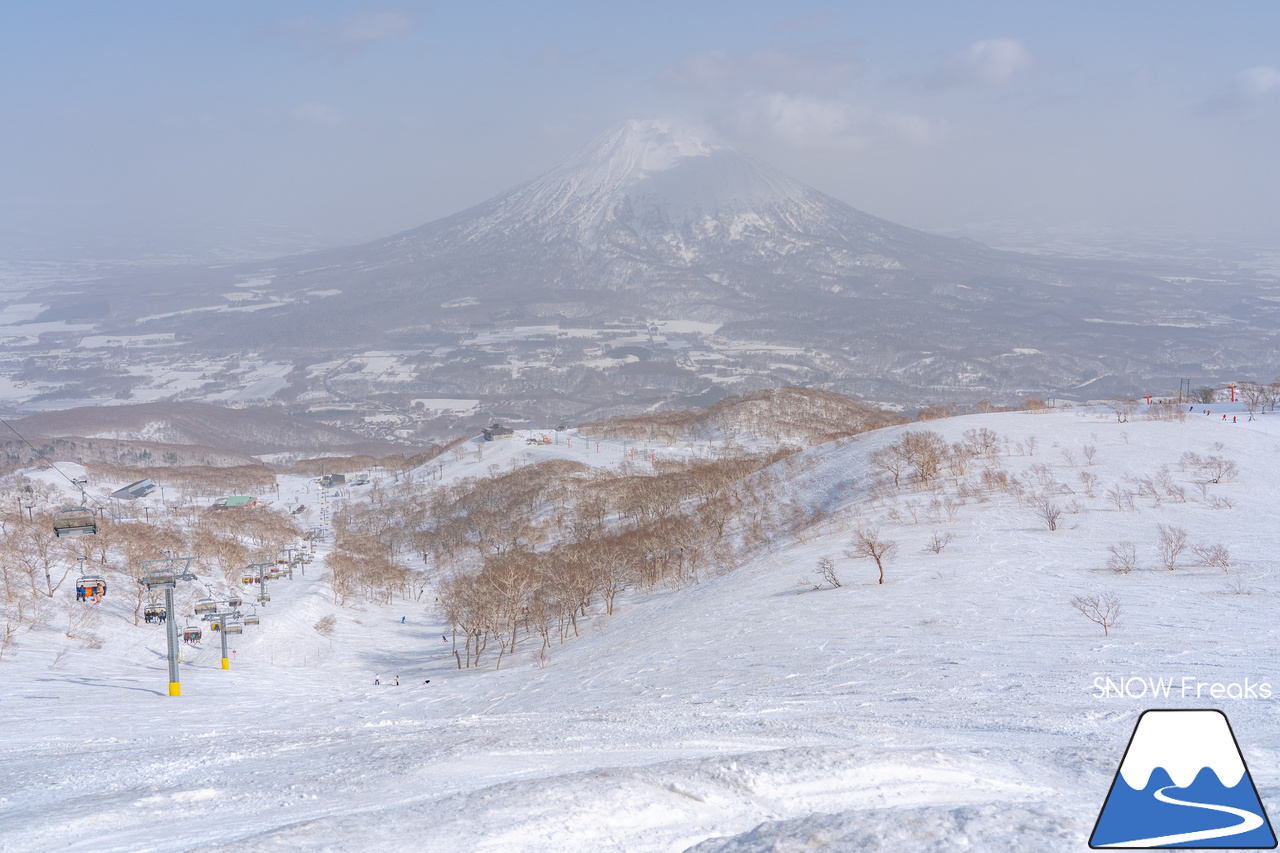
1091,709,1276,848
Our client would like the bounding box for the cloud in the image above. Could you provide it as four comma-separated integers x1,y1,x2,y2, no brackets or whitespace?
1203,65,1280,113
273,10,413,62
733,92,944,152
661,48,858,96
931,38,1032,88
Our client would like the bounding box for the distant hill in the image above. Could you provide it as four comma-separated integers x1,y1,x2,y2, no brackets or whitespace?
579,387,906,445
10,402,414,458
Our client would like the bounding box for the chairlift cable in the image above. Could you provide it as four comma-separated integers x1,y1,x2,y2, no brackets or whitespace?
0,414,109,509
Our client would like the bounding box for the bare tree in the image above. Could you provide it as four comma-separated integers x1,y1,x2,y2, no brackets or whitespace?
1200,456,1238,484
1192,386,1218,404
844,526,898,584
1071,593,1121,636
1239,382,1267,419
1107,398,1137,423
1192,543,1230,571
926,531,953,554
1156,524,1189,570
1031,496,1063,531
1106,542,1138,573
1082,444,1097,465
870,445,907,489
815,556,841,588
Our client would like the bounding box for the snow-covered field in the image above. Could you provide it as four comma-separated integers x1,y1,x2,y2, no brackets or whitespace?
2,406,1279,851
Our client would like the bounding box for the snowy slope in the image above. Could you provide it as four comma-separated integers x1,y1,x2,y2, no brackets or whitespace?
2,406,1280,851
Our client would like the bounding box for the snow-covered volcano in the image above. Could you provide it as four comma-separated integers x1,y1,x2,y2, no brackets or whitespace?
388,118,973,271
45,118,1280,410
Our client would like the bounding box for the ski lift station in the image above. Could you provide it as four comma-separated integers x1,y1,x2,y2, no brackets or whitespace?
110,478,157,500
212,496,259,509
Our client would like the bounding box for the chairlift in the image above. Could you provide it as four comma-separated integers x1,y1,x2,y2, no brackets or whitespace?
182,626,202,644
225,595,242,608
53,506,98,538
75,575,107,601
257,592,271,603
194,598,219,614
209,620,222,632
143,603,167,623
243,615,260,626
223,623,244,635
240,573,261,585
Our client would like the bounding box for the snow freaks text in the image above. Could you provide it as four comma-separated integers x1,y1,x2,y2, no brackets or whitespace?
1092,677,1273,700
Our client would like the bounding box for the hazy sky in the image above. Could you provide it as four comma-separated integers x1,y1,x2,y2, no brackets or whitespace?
1,1,1277,260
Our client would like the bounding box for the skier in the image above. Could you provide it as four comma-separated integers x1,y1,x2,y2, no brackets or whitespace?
374,676,380,685
423,679,431,685
395,675,400,686
401,616,405,624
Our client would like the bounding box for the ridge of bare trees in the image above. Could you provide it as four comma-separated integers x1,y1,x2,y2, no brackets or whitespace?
579,387,905,446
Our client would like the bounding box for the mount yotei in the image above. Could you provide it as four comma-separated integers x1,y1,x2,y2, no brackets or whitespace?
18,120,1280,432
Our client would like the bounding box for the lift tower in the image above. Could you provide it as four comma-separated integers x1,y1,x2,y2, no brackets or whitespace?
137,557,197,697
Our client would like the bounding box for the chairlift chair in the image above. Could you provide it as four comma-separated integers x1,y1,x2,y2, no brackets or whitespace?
257,592,271,603
53,507,98,538
209,620,222,631
225,595,243,608
75,575,107,601
223,623,244,635
143,603,167,623
194,598,217,614
182,626,202,644
243,615,260,626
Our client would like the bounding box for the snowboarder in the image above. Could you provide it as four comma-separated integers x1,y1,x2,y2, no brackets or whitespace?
374,676,380,685
401,616,405,624
395,675,400,686
423,679,430,685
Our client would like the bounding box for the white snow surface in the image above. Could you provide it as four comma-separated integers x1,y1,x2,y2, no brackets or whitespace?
3,407,1280,852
